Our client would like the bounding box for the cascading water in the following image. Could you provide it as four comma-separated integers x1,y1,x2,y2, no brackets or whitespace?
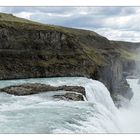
0,77,122,133
117,79,140,133
1,76,139,133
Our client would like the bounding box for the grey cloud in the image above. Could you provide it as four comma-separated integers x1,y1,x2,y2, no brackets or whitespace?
0,7,77,14
30,13,105,29
0,7,137,16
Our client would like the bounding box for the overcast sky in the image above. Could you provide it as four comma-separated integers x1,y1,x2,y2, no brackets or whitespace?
0,7,140,42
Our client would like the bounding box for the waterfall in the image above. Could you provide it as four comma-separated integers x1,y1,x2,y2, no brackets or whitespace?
85,79,116,113
0,77,121,133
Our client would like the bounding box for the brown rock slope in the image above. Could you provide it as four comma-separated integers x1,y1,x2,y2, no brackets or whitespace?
0,13,140,101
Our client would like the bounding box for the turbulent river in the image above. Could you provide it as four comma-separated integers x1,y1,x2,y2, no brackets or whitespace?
0,77,139,133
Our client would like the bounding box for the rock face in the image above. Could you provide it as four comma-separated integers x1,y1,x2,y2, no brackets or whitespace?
0,83,85,97
0,13,140,102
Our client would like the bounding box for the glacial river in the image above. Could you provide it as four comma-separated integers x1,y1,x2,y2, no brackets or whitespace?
0,77,139,133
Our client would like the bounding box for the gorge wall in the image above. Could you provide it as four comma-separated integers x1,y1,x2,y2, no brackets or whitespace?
0,13,140,102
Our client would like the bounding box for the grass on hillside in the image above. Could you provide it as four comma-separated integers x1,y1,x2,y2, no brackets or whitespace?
120,49,140,61
0,12,101,37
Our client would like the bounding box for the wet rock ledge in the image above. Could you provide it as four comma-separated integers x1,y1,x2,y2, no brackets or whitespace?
0,83,86,101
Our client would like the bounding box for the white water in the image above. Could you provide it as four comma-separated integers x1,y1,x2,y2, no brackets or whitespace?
0,77,139,133
118,79,140,133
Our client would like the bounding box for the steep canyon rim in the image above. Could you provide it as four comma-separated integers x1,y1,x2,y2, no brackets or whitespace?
0,11,140,133
0,12,140,101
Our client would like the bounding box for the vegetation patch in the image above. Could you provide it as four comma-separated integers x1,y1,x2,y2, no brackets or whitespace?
120,49,140,61
80,43,107,66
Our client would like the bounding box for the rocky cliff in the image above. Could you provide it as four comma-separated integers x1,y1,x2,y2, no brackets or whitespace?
0,13,140,102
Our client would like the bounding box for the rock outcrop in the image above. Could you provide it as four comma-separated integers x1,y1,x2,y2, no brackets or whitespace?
53,92,84,101
0,83,85,97
0,13,140,102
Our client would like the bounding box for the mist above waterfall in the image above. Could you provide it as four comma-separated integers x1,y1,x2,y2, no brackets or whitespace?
117,79,140,133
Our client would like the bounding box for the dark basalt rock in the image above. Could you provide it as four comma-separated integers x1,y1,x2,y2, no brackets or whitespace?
0,83,86,97
53,92,84,101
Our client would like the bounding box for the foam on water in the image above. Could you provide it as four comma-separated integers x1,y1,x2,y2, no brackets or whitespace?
0,77,121,133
